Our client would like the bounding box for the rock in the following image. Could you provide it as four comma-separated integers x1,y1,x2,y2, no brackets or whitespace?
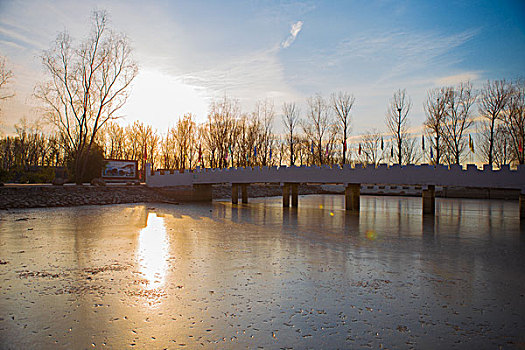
90,178,106,186
52,177,66,186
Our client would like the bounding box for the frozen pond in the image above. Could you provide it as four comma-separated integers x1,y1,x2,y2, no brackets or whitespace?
0,195,524,349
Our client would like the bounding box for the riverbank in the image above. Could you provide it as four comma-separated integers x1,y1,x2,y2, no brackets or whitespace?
1,183,519,210
0,184,333,210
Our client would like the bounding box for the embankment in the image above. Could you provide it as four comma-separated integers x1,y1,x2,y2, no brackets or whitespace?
0,184,332,210
0,183,518,210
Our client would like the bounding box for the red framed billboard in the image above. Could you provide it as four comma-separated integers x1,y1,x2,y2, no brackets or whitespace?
101,159,138,180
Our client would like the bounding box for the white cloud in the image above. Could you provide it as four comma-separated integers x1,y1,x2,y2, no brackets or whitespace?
435,72,481,86
281,21,303,48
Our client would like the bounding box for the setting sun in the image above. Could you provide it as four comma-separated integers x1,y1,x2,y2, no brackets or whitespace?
121,69,209,130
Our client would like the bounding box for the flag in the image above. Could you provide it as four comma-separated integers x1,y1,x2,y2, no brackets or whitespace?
422,135,425,151
358,143,362,155
380,137,384,151
228,145,232,155
269,149,272,161
519,139,523,154
254,146,257,158
325,144,329,156
343,140,347,152
311,141,314,154
469,134,475,153
430,147,434,159
198,144,202,163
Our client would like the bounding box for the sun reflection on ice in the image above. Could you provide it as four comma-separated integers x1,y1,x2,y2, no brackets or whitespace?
138,213,169,290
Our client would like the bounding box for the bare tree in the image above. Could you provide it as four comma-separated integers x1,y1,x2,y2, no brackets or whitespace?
403,135,422,165
491,124,513,167
424,87,449,164
357,129,385,166
103,122,126,159
302,94,333,165
386,89,412,165
478,80,512,166
253,99,275,166
160,130,175,169
234,113,255,167
0,56,14,102
504,80,525,164
442,82,476,165
127,121,158,177
206,96,239,168
295,136,310,166
123,122,140,161
277,137,285,166
174,114,197,170
331,91,355,164
0,56,14,121
0,117,68,177
282,102,300,166
35,10,138,183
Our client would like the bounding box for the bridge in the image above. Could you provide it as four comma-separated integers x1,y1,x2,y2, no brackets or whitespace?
145,163,525,218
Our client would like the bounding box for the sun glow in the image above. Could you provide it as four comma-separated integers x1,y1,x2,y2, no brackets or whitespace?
120,68,209,131
137,212,169,290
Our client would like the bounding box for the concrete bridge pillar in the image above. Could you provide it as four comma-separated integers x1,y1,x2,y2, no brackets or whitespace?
422,185,436,215
520,193,525,222
232,183,239,204
345,183,360,212
282,183,290,207
291,183,299,207
241,184,249,204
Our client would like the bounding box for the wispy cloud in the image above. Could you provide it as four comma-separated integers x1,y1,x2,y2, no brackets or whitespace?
0,24,44,51
281,21,303,48
288,27,479,97
173,20,309,110
281,27,481,132
0,39,25,50
257,1,315,24
181,47,300,107
330,29,479,79
435,72,482,86
0,0,507,137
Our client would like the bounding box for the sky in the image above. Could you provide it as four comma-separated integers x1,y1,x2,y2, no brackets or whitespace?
0,0,524,136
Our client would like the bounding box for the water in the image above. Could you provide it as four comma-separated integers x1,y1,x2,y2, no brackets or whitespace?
0,195,524,349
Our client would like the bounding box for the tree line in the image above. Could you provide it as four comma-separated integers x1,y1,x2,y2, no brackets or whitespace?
1,79,523,182
0,10,523,183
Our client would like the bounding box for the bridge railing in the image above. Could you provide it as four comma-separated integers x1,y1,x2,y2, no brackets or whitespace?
145,163,525,192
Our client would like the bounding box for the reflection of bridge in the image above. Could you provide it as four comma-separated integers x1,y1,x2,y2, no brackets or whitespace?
145,163,525,217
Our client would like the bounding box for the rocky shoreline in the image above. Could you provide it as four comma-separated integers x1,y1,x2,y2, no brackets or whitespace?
0,184,334,210
1,183,519,210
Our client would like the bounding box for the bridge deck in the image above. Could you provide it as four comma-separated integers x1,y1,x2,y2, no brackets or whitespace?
146,164,525,192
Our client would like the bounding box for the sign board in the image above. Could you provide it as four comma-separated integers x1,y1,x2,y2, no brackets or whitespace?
102,159,138,180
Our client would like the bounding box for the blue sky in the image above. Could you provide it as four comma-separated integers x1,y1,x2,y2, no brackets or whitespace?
0,0,523,135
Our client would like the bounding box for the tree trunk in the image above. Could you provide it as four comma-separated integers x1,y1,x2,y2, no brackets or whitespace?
342,128,347,165
488,118,495,166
